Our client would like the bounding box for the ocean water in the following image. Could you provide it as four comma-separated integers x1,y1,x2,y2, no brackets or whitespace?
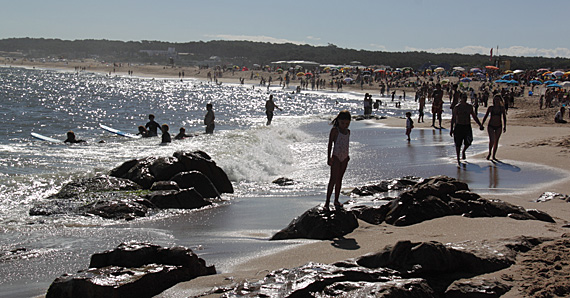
0,66,566,297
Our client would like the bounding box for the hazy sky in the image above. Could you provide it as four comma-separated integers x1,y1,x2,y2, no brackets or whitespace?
2,0,570,58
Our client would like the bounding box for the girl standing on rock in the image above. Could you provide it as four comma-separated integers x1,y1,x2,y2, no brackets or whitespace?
325,110,351,211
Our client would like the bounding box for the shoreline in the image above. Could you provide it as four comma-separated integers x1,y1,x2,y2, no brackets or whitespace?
12,60,570,297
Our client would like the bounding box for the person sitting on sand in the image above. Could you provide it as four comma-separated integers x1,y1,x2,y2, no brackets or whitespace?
555,106,567,123
450,93,484,165
64,131,86,144
174,127,191,140
161,124,171,144
137,125,150,138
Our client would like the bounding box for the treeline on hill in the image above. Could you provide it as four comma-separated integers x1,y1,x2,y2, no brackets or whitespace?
1,38,570,70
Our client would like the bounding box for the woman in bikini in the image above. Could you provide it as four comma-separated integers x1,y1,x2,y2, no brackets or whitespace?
325,110,351,211
481,95,507,160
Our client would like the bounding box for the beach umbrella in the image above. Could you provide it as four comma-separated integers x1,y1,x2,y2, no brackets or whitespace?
494,79,507,83
485,65,499,70
501,74,512,80
470,68,481,73
513,69,525,74
453,66,465,72
296,72,305,77
440,79,450,84
529,80,543,85
344,77,354,82
543,80,555,84
305,72,313,76
560,81,570,87
507,80,519,84
547,83,562,88
476,72,486,77
434,67,445,72
537,68,550,72
460,77,472,82
374,69,385,73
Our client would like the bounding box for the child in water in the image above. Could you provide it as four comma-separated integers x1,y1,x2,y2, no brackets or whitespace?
137,125,150,138
161,124,171,144
174,127,191,140
325,110,351,211
405,112,414,141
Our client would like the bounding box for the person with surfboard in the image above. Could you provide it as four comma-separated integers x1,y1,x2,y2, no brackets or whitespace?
145,114,160,137
64,131,86,144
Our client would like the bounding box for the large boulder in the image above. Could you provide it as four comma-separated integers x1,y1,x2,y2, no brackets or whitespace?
46,242,215,298
109,151,233,194
146,188,211,210
173,151,233,194
271,206,359,240
170,171,220,198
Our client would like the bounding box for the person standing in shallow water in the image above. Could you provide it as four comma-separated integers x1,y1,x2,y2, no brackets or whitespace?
325,110,351,211
265,94,281,125
450,93,484,165
481,95,507,160
204,103,215,134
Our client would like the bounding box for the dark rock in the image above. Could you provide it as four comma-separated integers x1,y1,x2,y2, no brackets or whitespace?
272,177,295,186
349,175,555,227
347,204,391,225
148,156,186,181
536,192,570,202
170,171,220,198
47,242,215,298
150,181,180,191
445,278,511,298
324,279,435,298
52,175,141,199
350,177,420,196
84,199,149,220
271,206,358,240
173,151,233,194
147,188,211,209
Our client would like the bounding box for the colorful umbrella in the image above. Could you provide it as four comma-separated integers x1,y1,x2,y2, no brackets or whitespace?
529,80,543,85
547,83,562,88
460,77,472,82
485,66,499,70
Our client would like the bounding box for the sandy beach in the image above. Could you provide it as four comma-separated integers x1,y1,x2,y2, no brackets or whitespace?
9,59,569,297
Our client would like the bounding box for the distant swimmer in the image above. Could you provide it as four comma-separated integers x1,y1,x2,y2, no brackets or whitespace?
204,103,215,134
64,131,86,144
145,114,160,137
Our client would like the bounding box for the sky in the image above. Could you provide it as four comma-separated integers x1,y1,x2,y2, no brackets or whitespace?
2,0,570,58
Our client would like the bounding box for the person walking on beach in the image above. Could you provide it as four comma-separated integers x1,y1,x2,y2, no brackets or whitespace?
405,112,414,141
265,95,281,125
204,103,215,134
450,93,484,165
481,95,507,160
325,110,351,211
145,114,160,137
431,83,444,128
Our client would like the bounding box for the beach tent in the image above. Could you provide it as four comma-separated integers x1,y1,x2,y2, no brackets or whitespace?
547,83,562,88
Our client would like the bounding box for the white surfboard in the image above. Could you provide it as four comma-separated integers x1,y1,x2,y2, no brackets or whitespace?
31,132,61,143
99,124,141,139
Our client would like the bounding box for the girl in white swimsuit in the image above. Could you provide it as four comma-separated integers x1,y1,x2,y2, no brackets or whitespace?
325,110,351,211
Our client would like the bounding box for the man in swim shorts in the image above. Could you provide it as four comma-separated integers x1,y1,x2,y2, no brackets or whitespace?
450,93,484,165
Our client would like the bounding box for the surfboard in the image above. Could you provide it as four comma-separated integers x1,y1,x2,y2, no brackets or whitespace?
99,124,141,139
31,132,61,143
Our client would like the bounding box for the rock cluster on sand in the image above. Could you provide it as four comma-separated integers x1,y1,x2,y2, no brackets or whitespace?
46,242,215,298
214,236,548,298
29,151,233,220
270,176,554,241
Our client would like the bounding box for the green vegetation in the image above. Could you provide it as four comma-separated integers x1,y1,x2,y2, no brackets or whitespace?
1,38,570,70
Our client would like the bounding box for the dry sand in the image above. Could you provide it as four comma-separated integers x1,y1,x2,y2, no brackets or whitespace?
8,59,570,297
